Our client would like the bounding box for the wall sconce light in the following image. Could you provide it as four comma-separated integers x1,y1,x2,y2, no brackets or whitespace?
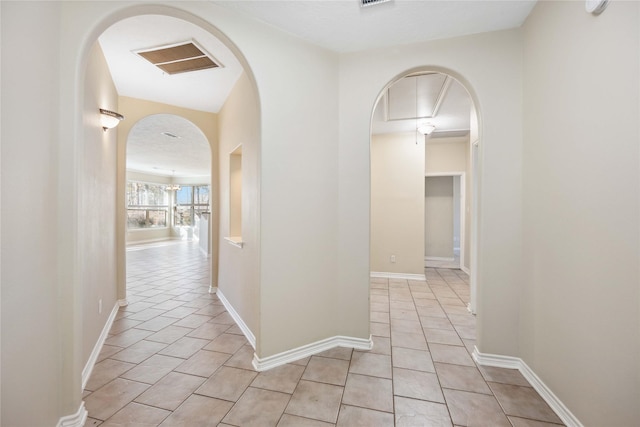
418,123,436,135
99,108,124,131
585,0,608,14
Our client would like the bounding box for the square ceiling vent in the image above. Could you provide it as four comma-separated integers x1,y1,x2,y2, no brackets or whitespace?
135,40,221,75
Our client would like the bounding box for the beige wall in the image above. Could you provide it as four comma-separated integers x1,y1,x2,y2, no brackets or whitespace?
425,136,471,270
522,1,640,425
217,72,260,344
1,3,65,424
14,1,640,424
81,43,119,369
117,97,218,295
371,132,425,274
425,176,454,258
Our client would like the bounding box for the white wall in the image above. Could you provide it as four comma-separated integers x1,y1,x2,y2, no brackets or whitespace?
81,42,118,368
371,132,425,275
218,72,260,344
522,1,640,425
425,176,454,259
1,3,64,425
339,29,523,357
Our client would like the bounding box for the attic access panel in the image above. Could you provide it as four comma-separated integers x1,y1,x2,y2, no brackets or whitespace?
136,41,221,75
387,73,448,121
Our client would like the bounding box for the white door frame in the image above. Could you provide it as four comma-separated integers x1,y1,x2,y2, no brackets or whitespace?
424,172,466,271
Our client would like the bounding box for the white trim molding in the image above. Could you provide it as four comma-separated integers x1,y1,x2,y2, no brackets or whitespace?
253,335,374,372
473,347,583,427
370,271,426,281
224,236,244,248
217,290,256,349
208,285,218,294
56,402,87,427
82,301,120,391
424,256,455,262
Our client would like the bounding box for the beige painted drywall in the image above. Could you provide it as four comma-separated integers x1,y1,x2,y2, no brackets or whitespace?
117,96,218,294
426,136,469,172
218,72,260,345
371,132,425,274
522,1,640,425
425,136,471,270
81,43,119,369
339,29,523,357
425,176,454,258
1,3,65,424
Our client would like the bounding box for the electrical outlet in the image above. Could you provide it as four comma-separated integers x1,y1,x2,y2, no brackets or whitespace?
99,299,102,314
390,255,396,263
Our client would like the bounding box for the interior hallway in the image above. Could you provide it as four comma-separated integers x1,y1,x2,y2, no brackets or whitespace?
84,241,563,426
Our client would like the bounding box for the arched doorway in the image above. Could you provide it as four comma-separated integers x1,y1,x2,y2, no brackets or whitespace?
75,7,261,416
124,113,212,286
95,13,246,306
369,69,481,313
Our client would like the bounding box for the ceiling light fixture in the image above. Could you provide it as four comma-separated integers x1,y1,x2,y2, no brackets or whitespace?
418,123,436,135
99,108,124,131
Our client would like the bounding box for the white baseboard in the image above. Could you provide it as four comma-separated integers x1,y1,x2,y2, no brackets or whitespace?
253,335,374,372
473,347,583,427
216,290,256,349
82,301,120,391
460,266,470,275
57,401,88,427
208,285,218,294
126,237,180,247
424,256,455,262
370,272,426,281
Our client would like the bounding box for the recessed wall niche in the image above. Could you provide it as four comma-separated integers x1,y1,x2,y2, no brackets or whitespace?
228,145,243,247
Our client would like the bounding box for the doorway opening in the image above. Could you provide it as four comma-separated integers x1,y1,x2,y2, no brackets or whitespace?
125,113,211,251
424,173,465,270
92,12,250,305
370,69,480,313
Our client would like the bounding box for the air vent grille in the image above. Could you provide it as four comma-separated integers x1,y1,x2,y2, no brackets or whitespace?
135,41,221,75
361,0,391,7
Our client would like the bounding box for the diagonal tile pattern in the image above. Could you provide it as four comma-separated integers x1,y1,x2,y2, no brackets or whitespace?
84,241,565,426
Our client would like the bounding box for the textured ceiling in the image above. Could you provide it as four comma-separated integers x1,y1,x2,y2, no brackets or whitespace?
126,114,211,178
99,15,243,113
212,0,537,53
105,2,535,177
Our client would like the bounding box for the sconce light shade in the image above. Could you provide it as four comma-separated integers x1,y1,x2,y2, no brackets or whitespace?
99,108,124,131
417,123,436,135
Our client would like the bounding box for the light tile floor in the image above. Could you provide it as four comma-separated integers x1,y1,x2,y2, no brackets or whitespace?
85,241,564,426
